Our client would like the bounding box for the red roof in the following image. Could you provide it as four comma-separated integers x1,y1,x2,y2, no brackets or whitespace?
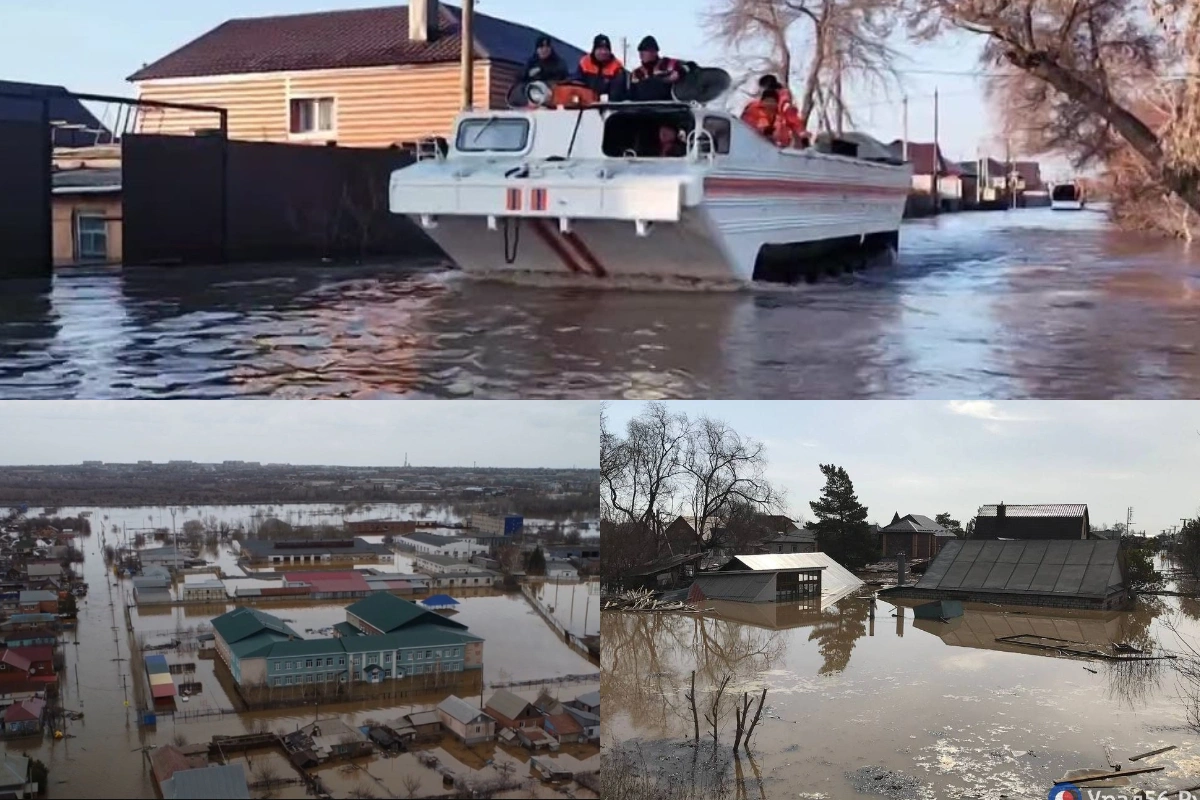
3,697,44,723
890,141,956,177
151,682,176,699
285,571,370,593
127,4,584,82
547,712,583,736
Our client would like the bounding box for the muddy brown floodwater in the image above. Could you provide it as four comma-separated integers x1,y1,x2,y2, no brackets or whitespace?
4,511,598,798
3,208,1200,398
603,585,1200,799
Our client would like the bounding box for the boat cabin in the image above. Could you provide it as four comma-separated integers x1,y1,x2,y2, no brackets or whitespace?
440,102,734,163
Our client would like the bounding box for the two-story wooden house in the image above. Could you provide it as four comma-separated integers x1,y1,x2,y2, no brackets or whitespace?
128,1,583,147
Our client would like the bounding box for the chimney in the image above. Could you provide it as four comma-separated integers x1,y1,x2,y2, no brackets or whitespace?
997,502,1006,521
409,0,439,43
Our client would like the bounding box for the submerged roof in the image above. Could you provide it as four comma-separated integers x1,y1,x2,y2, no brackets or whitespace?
692,571,776,603
346,592,467,633
977,504,1088,518
722,553,863,600
973,504,1089,540
127,4,585,81
880,514,950,535
161,764,250,800
211,607,298,645
914,539,1124,599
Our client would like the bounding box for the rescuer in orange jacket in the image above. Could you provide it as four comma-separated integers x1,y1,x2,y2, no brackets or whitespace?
742,87,809,148
630,35,688,101
575,34,627,100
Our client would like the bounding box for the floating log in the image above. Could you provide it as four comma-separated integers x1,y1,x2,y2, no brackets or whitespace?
1055,766,1165,784
1129,745,1177,762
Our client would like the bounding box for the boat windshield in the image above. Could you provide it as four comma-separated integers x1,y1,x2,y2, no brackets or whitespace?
455,117,530,153
602,108,695,158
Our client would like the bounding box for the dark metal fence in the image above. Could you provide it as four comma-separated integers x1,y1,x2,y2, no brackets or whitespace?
0,94,51,279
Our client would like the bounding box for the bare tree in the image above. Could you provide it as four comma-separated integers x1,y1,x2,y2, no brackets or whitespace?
251,761,280,787
705,0,901,129
401,774,423,799
704,673,733,746
171,732,188,747
682,416,781,554
601,402,689,550
909,0,1200,228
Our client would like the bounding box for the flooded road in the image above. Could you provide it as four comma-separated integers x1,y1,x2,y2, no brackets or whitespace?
602,589,1200,799
7,508,598,797
4,209,1200,398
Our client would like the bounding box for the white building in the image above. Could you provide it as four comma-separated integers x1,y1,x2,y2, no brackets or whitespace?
414,554,474,575
398,533,486,560
545,560,579,580
181,580,227,603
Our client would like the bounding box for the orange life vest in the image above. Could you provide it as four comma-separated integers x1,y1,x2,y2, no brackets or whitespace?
578,54,624,78
741,100,807,148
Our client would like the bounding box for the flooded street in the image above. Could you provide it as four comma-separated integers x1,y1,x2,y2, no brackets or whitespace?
3,209,1200,398
6,506,598,797
602,588,1200,799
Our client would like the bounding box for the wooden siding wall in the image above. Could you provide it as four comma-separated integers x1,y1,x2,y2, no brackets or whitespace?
135,61,513,147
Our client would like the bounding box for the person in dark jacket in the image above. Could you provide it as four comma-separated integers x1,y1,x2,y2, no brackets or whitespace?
630,36,688,101
523,35,569,84
574,34,627,100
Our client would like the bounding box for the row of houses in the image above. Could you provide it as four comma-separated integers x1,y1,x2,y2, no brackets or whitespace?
888,142,1049,215
435,688,600,747
238,537,394,567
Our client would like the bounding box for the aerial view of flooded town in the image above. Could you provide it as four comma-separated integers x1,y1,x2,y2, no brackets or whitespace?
600,401,1200,800
0,401,600,798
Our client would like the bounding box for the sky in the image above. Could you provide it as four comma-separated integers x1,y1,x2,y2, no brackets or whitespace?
0,0,1025,164
604,401,1200,535
0,401,599,468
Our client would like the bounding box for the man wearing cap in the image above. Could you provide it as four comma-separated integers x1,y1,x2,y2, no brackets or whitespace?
630,36,688,101
575,34,627,99
523,35,569,84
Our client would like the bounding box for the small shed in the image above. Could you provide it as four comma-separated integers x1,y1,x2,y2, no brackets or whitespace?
419,594,460,610
405,710,443,739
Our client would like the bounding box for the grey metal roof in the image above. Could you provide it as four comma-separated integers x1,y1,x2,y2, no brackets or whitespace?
162,764,249,800
437,695,491,726
575,690,599,708
764,530,816,544
407,710,441,727
52,167,122,194
880,514,948,535
486,689,533,720
415,554,472,567
405,532,457,547
977,504,1087,518
914,539,1124,598
693,571,775,602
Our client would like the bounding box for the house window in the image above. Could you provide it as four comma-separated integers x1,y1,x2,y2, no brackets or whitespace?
289,97,335,134
425,650,431,659
305,674,313,683
76,214,108,261
286,661,293,670
274,663,281,672
338,657,345,666
306,659,313,668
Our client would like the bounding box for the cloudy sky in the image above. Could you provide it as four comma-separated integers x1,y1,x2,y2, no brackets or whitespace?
0,402,598,469
605,401,1200,534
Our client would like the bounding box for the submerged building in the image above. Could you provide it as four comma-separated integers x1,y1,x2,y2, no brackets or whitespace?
881,539,1129,610
239,538,393,567
690,553,864,605
212,594,483,693
971,503,1090,540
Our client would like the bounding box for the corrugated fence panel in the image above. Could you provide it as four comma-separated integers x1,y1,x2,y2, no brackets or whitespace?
0,96,50,278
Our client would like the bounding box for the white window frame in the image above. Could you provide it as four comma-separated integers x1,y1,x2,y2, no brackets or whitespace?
75,213,108,262
287,95,337,139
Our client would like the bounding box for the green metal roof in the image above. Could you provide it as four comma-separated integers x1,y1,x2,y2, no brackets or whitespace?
332,621,362,638
339,624,481,654
260,637,348,660
345,592,466,634
229,629,293,660
212,607,298,645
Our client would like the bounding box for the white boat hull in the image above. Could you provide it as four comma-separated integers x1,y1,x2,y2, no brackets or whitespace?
1051,200,1084,211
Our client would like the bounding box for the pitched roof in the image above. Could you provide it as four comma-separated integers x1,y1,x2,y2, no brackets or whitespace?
161,764,249,800
284,571,369,593
973,504,1090,541
127,3,585,82
18,591,56,603
0,80,110,147
346,592,466,633
211,607,297,645
888,141,959,176
575,690,599,708
879,514,950,535
722,553,864,600
405,532,457,547
0,755,28,788
485,688,533,721
3,697,44,723
914,539,1125,599
0,649,32,673
407,710,441,727
338,624,480,653
977,504,1087,518
692,571,776,603
547,712,583,736
150,745,207,786
437,695,491,726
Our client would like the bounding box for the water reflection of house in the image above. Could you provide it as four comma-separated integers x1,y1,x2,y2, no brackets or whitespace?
910,605,1124,658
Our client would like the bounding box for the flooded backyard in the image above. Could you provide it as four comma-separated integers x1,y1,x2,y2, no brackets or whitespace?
4,506,599,797
4,209,1200,399
602,587,1200,799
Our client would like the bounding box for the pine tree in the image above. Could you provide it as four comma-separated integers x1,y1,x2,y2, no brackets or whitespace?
808,464,877,570
526,546,547,575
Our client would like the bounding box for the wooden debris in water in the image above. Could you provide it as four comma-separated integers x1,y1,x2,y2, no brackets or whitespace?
1057,765,1165,784
602,589,706,613
995,634,1178,662
1128,745,1177,762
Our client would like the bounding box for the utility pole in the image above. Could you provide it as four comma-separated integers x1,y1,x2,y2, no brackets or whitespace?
835,51,844,137
621,37,629,66
460,0,475,110
932,87,940,215
170,508,178,573
901,96,909,162
1126,507,1134,538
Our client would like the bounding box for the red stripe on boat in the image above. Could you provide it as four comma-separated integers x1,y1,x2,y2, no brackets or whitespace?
561,231,609,278
704,177,908,197
506,188,522,211
530,219,585,274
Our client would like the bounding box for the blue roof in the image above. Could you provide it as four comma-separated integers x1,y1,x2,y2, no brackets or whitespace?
420,594,460,608
162,764,249,800
0,80,111,147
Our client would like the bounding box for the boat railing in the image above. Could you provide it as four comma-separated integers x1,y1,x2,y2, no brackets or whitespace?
415,136,447,164
686,128,716,165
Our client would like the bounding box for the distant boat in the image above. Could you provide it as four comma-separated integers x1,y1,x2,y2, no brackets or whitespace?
1051,181,1085,211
